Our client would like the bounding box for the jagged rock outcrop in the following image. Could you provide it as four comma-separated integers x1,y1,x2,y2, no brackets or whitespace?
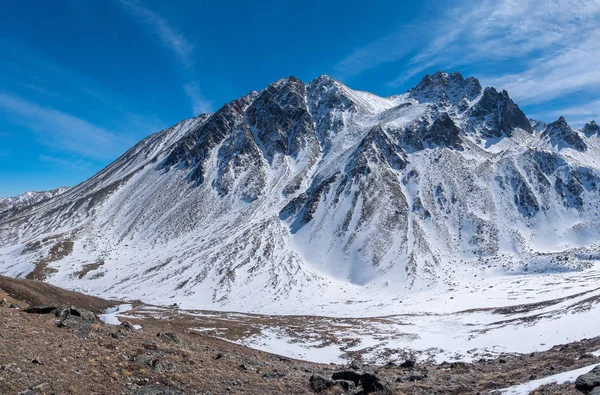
582,120,600,137
541,116,587,151
467,87,532,138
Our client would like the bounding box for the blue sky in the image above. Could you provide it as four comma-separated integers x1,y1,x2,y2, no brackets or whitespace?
1,0,599,197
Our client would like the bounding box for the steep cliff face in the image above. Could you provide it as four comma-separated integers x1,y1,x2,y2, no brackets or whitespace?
1,71,600,311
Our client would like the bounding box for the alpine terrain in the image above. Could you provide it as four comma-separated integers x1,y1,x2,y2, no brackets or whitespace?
2,72,600,365
2,71,600,310
0,187,70,212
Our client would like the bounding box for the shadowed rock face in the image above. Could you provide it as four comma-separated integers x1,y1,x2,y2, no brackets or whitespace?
582,120,600,137
246,76,319,162
542,116,587,151
421,113,463,149
408,71,482,105
468,87,533,138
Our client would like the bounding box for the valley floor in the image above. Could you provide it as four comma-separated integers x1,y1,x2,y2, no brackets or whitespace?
1,276,600,394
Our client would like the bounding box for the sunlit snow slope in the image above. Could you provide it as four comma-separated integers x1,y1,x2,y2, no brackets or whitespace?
1,72,600,313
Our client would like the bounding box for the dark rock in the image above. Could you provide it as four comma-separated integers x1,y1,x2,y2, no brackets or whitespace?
467,87,532,138
349,360,363,371
408,374,426,382
541,117,587,151
335,379,356,391
25,305,60,315
143,342,157,350
400,359,416,368
359,373,386,393
421,113,462,149
129,384,185,395
131,353,159,366
55,307,96,337
309,375,336,392
42,305,99,336
152,359,176,374
157,332,181,344
214,353,223,360
9,303,19,309
262,371,286,379
498,358,507,364
408,71,482,105
575,366,600,391
120,321,136,331
332,371,362,385
582,120,600,137
580,353,595,359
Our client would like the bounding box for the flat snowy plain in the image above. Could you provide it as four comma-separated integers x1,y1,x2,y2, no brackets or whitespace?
110,262,600,366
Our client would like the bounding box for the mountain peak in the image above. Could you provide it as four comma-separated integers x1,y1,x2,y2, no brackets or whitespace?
583,120,600,137
542,117,587,151
408,70,482,105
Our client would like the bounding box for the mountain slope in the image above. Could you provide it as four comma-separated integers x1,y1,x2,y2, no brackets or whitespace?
1,71,600,313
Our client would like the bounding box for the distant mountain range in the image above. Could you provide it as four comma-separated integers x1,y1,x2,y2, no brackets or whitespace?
1,71,599,312
0,187,70,212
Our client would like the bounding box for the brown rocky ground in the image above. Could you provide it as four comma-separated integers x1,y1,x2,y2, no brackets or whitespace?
1,276,599,395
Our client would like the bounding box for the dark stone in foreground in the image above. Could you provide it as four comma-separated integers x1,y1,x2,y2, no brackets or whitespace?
332,370,362,385
330,370,389,394
25,304,98,336
309,375,336,392
400,359,416,368
575,366,600,391
157,332,181,344
25,305,60,315
360,372,386,392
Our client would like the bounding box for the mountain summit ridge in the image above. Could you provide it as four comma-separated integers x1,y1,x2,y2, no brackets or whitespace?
1,71,600,312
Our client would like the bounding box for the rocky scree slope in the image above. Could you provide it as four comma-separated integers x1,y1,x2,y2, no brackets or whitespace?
1,71,600,311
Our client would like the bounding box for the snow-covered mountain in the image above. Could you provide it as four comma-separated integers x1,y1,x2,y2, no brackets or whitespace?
1,71,600,312
0,187,70,212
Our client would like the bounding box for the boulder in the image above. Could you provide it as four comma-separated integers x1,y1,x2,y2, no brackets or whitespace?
400,359,416,368
575,366,600,391
332,371,362,385
157,332,181,344
120,321,137,331
25,304,60,315
359,373,386,393
309,375,336,392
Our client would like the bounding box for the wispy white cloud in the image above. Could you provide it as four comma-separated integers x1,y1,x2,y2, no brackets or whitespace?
183,82,213,115
0,91,126,160
119,0,212,115
334,24,423,79
118,0,194,68
336,0,600,110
